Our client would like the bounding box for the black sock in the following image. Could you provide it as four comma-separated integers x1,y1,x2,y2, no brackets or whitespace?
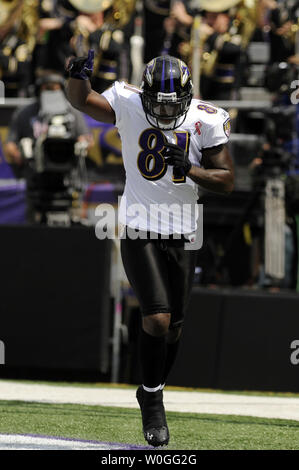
139,328,167,389
161,340,180,386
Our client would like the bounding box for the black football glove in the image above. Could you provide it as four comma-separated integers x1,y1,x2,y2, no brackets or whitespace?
65,49,94,80
164,142,192,174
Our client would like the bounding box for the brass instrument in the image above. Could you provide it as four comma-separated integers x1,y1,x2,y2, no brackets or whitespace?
191,21,231,83
68,0,136,89
70,0,136,57
233,0,259,50
105,0,137,29
0,0,39,74
200,35,222,78
190,15,201,98
0,0,38,48
190,14,221,94
198,0,242,12
68,0,136,28
190,0,259,88
19,0,40,53
0,0,23,36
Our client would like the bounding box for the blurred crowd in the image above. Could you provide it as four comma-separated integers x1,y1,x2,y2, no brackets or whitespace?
0,0,298,99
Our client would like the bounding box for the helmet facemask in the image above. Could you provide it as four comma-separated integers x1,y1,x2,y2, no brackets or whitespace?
141,90,192,130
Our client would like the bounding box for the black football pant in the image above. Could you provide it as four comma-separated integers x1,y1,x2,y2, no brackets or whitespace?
120,229,197,329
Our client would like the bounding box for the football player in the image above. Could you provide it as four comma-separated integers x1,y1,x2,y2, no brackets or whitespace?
66,51,234,447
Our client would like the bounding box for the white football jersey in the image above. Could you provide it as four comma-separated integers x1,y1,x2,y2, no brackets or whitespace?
102,81,230,235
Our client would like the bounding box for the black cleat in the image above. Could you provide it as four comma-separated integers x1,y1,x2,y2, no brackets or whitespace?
136,386,169,447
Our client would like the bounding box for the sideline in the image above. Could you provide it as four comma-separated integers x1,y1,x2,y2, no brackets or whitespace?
1,380,299,421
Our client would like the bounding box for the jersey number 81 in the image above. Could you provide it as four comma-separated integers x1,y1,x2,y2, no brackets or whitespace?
137,128,189,184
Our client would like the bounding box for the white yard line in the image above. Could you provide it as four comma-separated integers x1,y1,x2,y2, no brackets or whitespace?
0,434,128,450
1,380,299,421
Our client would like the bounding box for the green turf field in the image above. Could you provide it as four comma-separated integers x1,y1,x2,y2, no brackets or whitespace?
1,400,299,450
